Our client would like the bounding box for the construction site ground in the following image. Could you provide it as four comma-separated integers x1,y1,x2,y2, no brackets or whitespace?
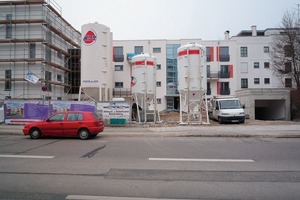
156,111,300,127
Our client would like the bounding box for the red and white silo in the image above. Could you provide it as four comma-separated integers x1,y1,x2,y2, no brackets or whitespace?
131,53,157,122
177,43,209,124
79,22,113,102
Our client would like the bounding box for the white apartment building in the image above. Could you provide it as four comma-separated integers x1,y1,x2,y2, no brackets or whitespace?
112,27,291,120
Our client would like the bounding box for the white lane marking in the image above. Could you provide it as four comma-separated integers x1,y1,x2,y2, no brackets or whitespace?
66,195,189,200
0,154,55,159
149,158,255,162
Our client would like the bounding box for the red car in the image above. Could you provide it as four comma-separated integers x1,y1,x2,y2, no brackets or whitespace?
23,111,104,139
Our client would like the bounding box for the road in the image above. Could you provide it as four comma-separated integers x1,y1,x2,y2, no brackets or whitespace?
0,134,299,200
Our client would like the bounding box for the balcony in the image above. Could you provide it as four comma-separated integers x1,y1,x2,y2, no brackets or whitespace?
207,71,219,79
219,71,230,78
219,54,230,62
113,88,132,97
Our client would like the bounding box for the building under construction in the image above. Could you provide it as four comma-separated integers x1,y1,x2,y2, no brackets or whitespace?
0,0,80,100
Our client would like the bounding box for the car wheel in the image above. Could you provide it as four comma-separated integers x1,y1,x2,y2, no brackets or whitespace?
78,128,90,140
29,128,41,139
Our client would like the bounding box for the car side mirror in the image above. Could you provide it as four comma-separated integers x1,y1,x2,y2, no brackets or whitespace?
242,105,245,109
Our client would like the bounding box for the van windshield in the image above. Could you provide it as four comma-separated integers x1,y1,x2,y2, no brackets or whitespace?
219,100,242,109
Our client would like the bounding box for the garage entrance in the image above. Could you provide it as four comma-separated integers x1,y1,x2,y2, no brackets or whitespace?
255,99,286,120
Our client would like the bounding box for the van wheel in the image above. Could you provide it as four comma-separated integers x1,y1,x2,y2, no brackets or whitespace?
30,128,41,139
218,117,223,124
78,128,90,140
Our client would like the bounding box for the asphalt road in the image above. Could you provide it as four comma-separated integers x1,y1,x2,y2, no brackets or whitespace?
0,135,299,200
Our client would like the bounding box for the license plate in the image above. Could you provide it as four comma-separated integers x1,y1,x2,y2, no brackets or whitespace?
232,120,239,122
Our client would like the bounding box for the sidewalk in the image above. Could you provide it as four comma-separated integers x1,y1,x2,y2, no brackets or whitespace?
1,121,300,138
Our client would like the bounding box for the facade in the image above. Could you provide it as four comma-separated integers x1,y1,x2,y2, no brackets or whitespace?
0,1,292,120
0,0,80,100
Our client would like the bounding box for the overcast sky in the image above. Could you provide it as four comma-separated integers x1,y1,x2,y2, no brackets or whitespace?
55,0,298,40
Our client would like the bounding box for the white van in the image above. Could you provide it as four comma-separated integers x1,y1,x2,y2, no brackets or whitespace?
209,96,245,124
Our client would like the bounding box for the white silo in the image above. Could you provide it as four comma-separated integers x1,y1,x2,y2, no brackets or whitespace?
131,53,157,123
79,22,113,102
177,43,209,124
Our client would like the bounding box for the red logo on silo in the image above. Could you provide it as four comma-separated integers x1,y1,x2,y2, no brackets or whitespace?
83,30,97,45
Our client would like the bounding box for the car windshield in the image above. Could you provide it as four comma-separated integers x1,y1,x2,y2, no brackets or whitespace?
219,100,242,109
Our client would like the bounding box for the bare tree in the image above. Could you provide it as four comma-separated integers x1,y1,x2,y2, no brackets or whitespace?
269,10,300,89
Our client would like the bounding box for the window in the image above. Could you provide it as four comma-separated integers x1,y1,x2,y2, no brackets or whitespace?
285,78,292,88
45,71,52,91
57,52,62,59
285,62,292,73
156,64,161,70
240,47,248,57
157,98,161,104
113,46,124,62
220,82,230,95
156,81,161,87
207,82,211,95
254,62,259,68
220,65,230,78
29,43,36,58
254,78,260,84
5,70,12,91
264,62,270,68
240,62,248,73
284,45,292,57
241,78,248,88
166,44,180,95
153,47,161,53
115,82,123,88
49,113,65,121
57,74,62,82
45,46,51,62
219,46,230,61
115,65,123,71
264,78,270,84
134,46,143,54
264,46,269,53
5,14,12,39
206,47,212,62
67,113,83,121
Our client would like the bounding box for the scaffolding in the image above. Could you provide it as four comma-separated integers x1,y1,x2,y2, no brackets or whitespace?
0,0,80,100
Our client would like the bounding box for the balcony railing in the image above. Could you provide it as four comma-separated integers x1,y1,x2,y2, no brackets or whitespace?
207,71,219,79
113,88,131,97
219,54,230,62
220,88,230,95
219,71,230,78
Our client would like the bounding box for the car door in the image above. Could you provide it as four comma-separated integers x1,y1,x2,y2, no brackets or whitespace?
41,113,65,136
63,113,83,136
